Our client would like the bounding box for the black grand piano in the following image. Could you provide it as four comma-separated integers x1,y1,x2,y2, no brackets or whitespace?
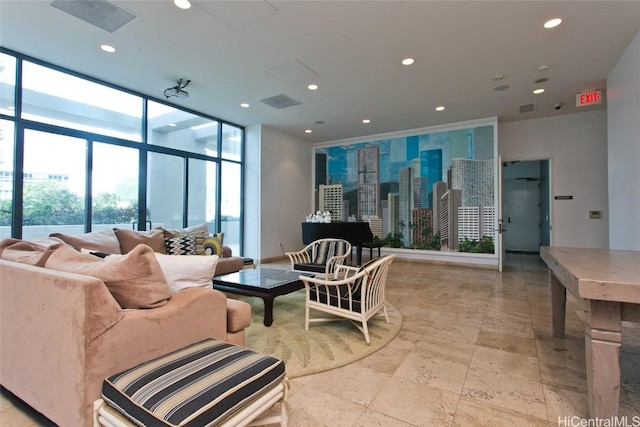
301,222,374,266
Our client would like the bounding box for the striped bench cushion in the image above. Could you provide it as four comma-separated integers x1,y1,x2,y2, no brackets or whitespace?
102,339,285,427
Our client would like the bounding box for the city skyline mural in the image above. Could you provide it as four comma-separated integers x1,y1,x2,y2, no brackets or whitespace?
314,123,496,254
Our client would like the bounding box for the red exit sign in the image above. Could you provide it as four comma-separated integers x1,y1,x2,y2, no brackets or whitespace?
576,90,602,107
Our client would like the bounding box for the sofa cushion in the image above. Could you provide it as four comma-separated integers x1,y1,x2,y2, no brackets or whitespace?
50,228,121,254
164,235,197,255
154,253,219,294
0,237,67,267
101,338,285,427
114,228,166,254
214,256,244,276
160,223,209,236
45,244,171,309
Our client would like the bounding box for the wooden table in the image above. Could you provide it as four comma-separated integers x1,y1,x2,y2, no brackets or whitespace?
540,246,640,419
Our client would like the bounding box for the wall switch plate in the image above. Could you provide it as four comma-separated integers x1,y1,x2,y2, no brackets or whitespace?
589,210,601,219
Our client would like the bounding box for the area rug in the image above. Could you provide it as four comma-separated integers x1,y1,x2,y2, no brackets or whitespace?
237,289,403,378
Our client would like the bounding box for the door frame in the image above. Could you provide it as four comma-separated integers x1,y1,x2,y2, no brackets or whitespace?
500,156,553,258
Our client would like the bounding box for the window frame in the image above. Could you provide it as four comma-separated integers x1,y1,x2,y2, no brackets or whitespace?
0,47,245,254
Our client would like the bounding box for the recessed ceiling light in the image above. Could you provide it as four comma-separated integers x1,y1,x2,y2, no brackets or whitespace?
240,103,250,108
493,74,505,81
544,18,562,29
100,44,115,53
533,88,545,95
401,58,415,66
305,129,312,134
174,0,191,9
538,65,550,72
435,106,445,111
362,119,371,124
308,84,318,90
168,123,177,127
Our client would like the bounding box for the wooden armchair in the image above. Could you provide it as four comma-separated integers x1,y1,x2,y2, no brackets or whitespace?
286,238,351,278
298,254,396,343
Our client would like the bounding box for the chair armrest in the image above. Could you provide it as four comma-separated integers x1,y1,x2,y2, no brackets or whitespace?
334,264,358,279
299,270,366,288
285,248,312,266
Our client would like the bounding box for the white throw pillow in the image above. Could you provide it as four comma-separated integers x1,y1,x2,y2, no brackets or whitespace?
154,253,219,294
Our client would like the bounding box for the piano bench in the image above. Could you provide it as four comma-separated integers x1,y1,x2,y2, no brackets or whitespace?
362,241,384,260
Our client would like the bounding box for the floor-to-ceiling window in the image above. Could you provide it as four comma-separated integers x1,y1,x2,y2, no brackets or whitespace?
0,48,245,253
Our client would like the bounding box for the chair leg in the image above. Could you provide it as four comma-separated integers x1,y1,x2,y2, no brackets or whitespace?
304,304,310,331
382,305,390,323
362,320,371,344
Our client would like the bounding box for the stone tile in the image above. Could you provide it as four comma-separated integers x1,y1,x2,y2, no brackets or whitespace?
542,384,589,423
354,334,415,375
394,337,474,394
469,346,541,382
370,376,459,427
476,329,538,357
426,320,481,345
452,396,549,427
0,392,14,411
285,384,367,426
621,343,640,396
486,296,531,314
620,388,640,417
354,409,416,427
0,406,44,427
482,311,534,339
538,359,587,393
308,363,392,406
462,367,547,420
434,307,486,329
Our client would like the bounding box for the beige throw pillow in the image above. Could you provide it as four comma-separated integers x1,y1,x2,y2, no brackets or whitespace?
114,228,166,254
45,244,171,309
49,228,121,254
154,253,219,294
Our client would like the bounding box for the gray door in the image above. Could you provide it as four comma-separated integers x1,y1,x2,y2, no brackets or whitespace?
504,178,540,252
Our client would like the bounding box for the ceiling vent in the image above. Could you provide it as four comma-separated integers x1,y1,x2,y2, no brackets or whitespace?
51,0,138,33
519,103,536,114
260,94,302,110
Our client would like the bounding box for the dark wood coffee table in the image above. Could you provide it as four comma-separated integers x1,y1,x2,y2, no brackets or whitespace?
212,268,313,327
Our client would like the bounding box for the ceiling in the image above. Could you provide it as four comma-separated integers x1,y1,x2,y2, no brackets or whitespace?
1,1,639,143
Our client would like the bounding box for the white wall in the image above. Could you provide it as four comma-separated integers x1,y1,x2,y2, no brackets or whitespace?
244,125,262,260
499,110,609,249
607,29,640,251
245,125,312,262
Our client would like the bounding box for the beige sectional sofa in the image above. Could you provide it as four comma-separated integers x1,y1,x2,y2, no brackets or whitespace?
0,226,251,426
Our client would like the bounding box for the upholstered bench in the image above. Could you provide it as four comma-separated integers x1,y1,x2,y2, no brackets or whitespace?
93,339,289,427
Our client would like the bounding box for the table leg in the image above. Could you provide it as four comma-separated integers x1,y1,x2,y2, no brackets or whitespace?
585,300,622,418
263,296,275,327
550,271,567,338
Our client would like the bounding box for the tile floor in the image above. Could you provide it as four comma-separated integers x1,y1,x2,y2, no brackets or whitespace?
1,254,639,426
